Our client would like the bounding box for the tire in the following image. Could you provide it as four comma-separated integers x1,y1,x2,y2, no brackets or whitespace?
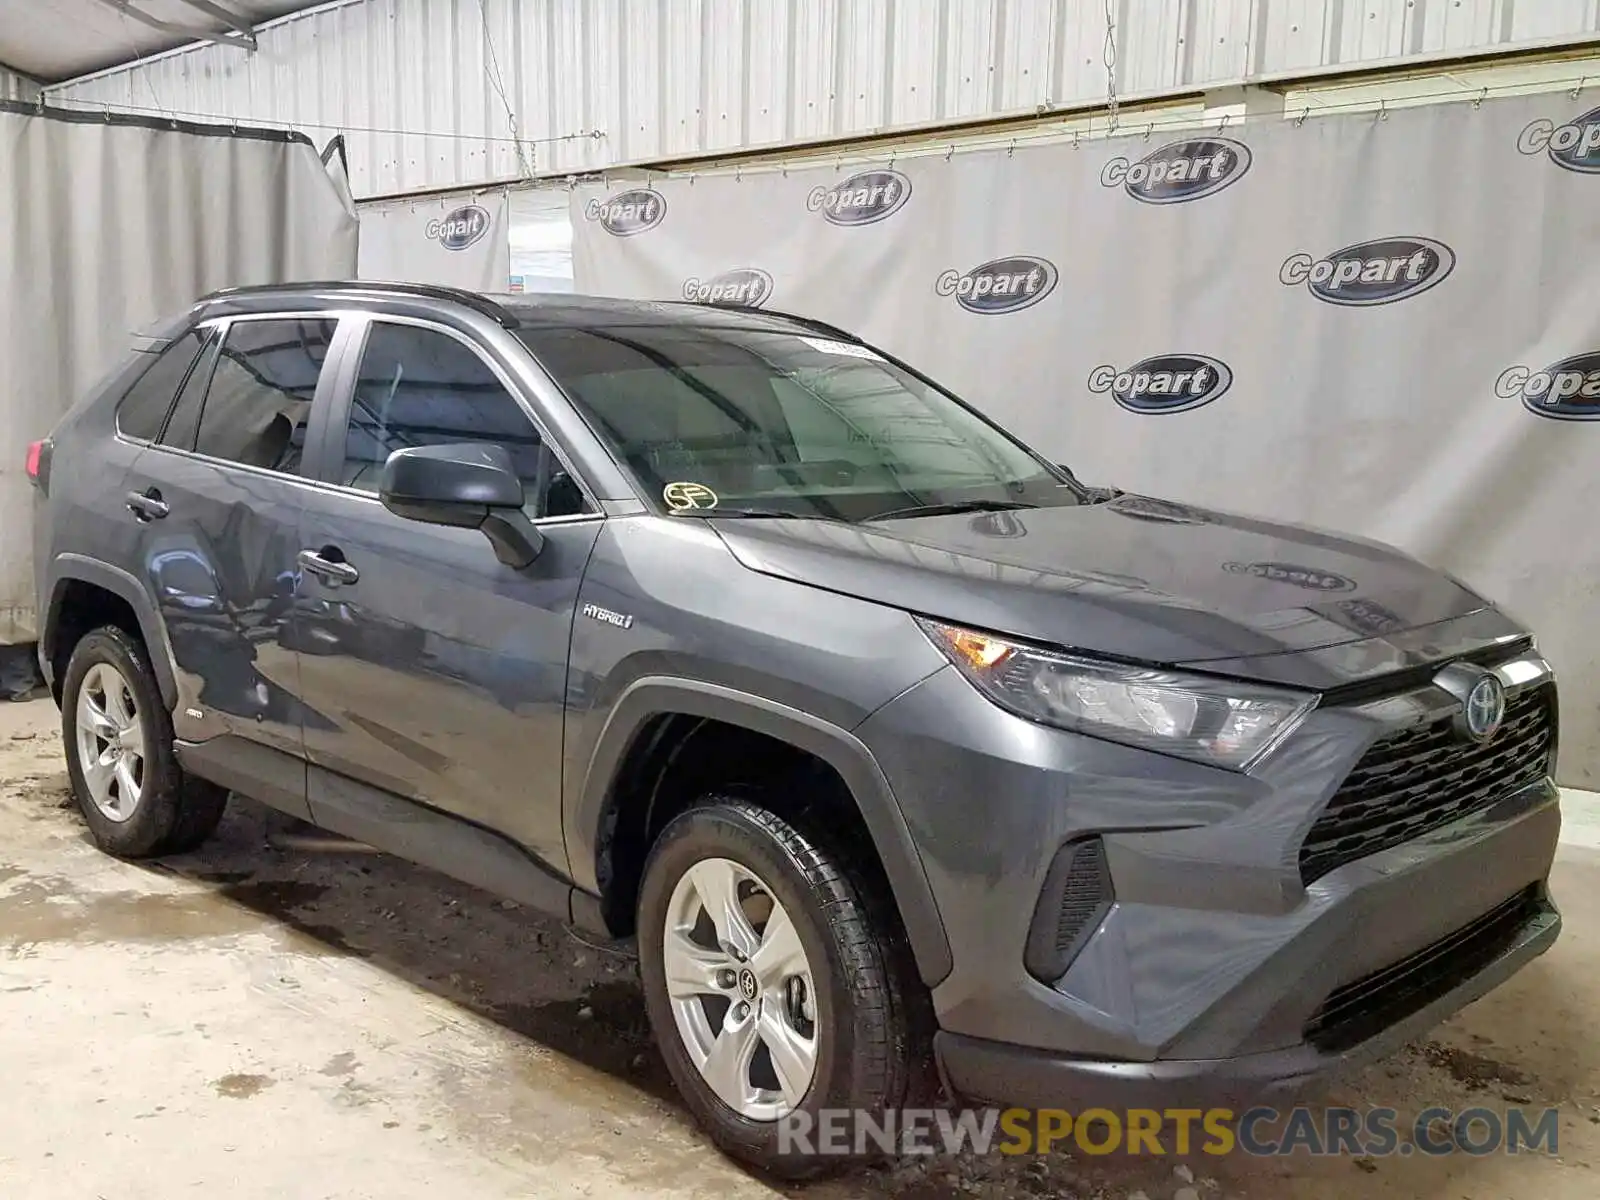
637,794,927,1179
61,625,228,859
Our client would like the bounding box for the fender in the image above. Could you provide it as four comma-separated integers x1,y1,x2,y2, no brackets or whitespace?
42,553,180,710
571,676,954,986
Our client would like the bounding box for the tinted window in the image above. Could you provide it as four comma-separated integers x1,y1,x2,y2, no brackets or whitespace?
339,323,589,517
193,318,336,474
115,329,206,441
158,331,221,451
515,322,1069,520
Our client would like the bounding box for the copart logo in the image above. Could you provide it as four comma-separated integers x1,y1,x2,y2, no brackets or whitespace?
426,204,490,251
1517,105,1600,173
1496,351,1600,420
1087,354,1232,415
682,268,774,307
1100,137,1251,204
935,256,1058,314
584,188,665,236
1223,561,1357,592
806,169,912,226
1279,236,1455,306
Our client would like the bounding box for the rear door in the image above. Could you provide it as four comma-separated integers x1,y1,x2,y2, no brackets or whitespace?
120,313,344,783
291,315,602,874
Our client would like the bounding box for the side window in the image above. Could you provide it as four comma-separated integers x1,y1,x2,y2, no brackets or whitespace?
339,323,590,518
158,330,221,451
192,318,337,474
115,329,207,441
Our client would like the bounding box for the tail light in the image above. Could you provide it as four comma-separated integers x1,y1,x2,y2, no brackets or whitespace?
25,438,51,493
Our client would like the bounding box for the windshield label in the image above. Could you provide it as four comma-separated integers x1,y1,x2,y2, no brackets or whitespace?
799,336,883,361
663,481,719,511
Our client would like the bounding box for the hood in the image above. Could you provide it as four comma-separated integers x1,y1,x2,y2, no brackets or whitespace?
712,494,1491,673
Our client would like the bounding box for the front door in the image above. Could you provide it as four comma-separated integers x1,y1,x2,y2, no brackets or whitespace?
292,317,601,874
122,314,340,771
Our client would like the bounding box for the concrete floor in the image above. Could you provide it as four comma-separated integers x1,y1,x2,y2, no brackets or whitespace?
2,695,1598,1200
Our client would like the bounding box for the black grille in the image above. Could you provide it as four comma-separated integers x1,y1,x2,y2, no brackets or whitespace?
1299,684,1554,884
1024,837,1114,982
1304,885,1545,1052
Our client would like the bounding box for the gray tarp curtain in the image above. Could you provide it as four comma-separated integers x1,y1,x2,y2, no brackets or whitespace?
357,191,510,290
572,90,1599,788
0,101,359,645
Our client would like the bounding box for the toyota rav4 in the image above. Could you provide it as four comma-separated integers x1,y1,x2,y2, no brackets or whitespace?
27,282,1561,1176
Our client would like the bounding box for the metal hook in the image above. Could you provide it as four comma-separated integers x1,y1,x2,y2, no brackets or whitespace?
1143,122,1153,140
1473,87,1487,110
735,163,742,182
1216,113,1230,132
1377,99,1388,121
1295,107,1310,127
946,144,956,161
835,157,842,172
1572,76,1589,99
1072,129,1081,149
1008,139,1016,157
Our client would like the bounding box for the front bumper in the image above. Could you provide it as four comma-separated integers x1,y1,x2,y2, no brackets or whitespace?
853,617,1561,1104
935,883,1559,1109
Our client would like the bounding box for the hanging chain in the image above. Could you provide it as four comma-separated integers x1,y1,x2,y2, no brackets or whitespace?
1103,0,1120,135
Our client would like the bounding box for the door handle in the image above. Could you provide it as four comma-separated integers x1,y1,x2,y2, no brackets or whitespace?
297,549,360,586
125,488,169,521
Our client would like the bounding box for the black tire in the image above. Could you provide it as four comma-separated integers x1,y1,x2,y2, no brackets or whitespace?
637,794,928,1180
60,625,227,859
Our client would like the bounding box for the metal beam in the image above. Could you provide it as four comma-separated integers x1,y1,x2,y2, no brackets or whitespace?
88,0,256,52
172,0,255,39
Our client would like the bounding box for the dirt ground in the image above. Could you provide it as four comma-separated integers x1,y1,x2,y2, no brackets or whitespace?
2,694,1597,1199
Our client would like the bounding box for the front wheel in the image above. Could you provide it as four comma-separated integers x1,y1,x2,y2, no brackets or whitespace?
637,796,924,1179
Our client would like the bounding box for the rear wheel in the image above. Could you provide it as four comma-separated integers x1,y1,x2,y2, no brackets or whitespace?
637,795,925,1179
61,626,227,858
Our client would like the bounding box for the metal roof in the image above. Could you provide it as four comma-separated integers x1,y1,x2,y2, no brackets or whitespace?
0,0,324,84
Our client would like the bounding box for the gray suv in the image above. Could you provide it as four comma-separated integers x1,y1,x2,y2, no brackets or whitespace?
28,282,1561,1176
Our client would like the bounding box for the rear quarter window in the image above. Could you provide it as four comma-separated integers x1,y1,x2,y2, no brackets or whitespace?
114,329,208,442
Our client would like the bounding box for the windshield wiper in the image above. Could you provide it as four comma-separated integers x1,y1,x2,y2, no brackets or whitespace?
867,499,1037,522
667,506,809,520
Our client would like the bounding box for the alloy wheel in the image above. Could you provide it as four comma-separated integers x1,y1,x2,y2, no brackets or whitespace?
74,662,146,822
662,856,820,1121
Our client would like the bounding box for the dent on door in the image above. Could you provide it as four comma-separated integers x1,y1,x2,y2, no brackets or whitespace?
139,459,309,752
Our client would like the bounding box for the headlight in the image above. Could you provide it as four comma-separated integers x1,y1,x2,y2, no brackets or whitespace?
918,619,1316,770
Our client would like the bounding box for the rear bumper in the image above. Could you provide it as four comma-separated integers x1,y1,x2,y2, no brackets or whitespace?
936,886,1560,1110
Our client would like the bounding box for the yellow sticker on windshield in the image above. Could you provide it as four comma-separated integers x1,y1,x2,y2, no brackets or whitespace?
664,481,719,511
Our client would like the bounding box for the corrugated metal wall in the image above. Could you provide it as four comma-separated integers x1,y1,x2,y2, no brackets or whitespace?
45,0,1600,198
1,65,41,102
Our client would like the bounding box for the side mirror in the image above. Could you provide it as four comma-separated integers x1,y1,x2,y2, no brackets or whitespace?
380,443,544,568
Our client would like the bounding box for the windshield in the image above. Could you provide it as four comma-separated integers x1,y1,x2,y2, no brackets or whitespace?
515,320,1079,521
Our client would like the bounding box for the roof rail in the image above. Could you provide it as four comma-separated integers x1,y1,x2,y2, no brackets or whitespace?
199,280,518,328
675,301,862,342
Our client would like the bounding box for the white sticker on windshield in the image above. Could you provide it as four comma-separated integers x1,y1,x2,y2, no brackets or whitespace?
799,336,884,361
